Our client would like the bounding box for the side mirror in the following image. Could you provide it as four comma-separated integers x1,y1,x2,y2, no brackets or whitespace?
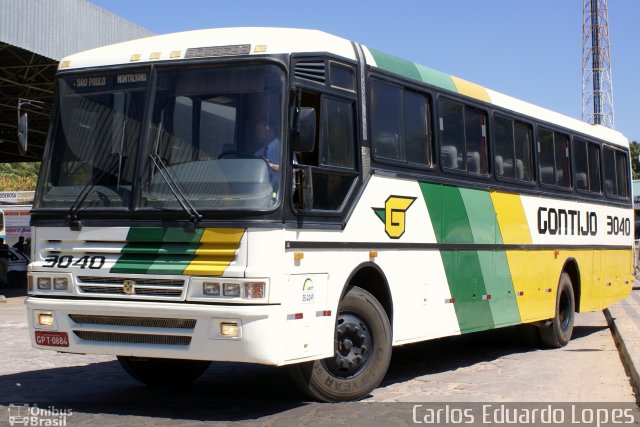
17,112,28,155
292,107,316,153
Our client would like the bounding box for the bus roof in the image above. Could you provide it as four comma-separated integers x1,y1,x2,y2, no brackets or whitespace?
59,27,628,148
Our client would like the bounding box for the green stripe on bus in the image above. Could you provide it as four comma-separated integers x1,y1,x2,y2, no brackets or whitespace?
368,48,458,92
111,254,158,274
459,189,523,326
420,183,522,331
368,48,422,81
112,227,203,274
415,63,458,92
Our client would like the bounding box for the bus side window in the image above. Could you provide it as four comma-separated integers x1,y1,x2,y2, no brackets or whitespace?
604,147,630,199
538,128,571,188
439,99,464,171
574,138,602,194
370,78,432,167
438,99,487,175
494,114,533,182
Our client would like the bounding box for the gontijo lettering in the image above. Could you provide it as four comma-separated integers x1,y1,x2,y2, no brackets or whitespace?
537,207,597,236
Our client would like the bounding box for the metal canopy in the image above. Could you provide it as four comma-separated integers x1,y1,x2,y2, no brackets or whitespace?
0,0,154,163
0,41,56,162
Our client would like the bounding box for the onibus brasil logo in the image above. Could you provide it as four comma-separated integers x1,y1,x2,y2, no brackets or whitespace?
372,196,416,239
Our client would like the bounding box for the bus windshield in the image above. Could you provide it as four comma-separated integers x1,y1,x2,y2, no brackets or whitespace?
37,63,285,212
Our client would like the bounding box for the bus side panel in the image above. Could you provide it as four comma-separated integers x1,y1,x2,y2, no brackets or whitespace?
421,183,522,332
460,189,520,328
504,250,559,322
492,192,556,322
599,248,633,309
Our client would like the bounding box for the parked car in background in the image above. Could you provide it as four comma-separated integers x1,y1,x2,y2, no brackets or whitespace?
7,247,29,287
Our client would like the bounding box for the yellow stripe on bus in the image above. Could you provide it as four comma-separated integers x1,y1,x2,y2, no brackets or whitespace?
184,228,245,276
451,76,491,103
490,191,532,244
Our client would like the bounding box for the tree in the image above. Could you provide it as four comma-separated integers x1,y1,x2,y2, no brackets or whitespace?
631,141,640,179
0,162,40,191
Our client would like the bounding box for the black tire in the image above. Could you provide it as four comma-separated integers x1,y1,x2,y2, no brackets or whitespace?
289,286,392,402
539,272,575,348
117,356,211,387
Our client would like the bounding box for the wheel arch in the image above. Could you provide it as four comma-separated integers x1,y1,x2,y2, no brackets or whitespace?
562,257,581,313
341,262,393,327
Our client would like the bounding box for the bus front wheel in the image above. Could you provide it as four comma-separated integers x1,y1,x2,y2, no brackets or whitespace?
289,286,392,402
539,272,575,348
117,356,211,386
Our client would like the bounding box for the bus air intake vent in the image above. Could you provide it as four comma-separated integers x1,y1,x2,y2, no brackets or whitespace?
185,44,251,58
68,314,196,329
73,331,191,346
294,60,326,84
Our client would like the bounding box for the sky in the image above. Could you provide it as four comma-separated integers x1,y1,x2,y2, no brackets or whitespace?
90,0,640,142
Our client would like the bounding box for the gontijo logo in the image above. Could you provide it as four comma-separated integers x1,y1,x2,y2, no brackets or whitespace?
372,196,416,239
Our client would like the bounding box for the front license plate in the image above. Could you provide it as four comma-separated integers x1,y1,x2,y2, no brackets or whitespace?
35,331,69,347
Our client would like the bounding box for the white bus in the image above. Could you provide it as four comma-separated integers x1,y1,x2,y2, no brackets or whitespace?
26,28,633,401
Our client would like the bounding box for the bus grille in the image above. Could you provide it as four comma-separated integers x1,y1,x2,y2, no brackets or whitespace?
77,277,185,297
68,314,196,329
73,331,191,346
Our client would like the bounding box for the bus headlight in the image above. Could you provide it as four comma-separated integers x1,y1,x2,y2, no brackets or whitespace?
190,278,268,302
37,277,52,290
203,282,221,296
33,274,73,293
53,277,69,291
223,283,241,297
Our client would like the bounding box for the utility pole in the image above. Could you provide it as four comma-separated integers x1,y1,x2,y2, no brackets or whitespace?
582,0,614,128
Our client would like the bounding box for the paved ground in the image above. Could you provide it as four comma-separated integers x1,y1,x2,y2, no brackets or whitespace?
0,287,639,426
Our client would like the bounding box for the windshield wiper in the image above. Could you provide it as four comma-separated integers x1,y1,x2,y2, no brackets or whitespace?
149,153,202,230
66,157,118,231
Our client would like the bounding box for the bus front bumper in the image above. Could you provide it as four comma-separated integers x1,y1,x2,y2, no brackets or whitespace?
26,297,283,365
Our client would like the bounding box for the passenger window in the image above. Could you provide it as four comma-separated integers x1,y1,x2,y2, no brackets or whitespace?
604,147,629,199
439,99,464,170
537,128,571,188
438,99,487,175
370,79,431,167
371,80,403,161
404,91,431,166
514,121,533,181
573,138,601,194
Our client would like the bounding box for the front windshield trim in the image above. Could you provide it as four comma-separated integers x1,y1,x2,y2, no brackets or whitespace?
139,62,287,214
35,59,291,217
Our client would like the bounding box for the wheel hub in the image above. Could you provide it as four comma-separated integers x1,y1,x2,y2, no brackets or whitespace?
324,312,372,378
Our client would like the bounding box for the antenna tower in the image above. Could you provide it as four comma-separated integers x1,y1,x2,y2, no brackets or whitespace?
582,0,614,128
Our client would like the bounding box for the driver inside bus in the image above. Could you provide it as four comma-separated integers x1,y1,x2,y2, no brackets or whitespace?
254,118,281,178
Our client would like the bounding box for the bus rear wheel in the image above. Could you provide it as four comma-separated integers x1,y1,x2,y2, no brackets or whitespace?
289,286,392,402
117,356,211,386
539,272,575,348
